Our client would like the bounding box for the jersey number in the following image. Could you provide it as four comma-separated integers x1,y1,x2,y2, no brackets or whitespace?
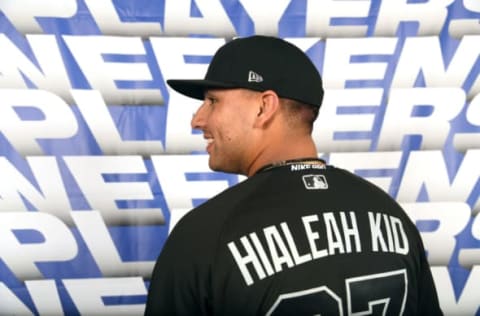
266,269,407,316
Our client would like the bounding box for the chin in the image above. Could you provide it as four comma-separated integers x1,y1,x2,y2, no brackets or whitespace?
208,160,221,172
209,160,236,174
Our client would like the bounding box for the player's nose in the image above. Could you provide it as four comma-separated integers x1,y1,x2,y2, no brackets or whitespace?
191,102,207,130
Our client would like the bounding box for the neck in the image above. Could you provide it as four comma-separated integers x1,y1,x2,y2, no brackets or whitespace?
246,135,318,177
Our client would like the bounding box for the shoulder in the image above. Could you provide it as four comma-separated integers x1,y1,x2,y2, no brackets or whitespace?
325,166,401,203
166,174,266,250
177,172,272,224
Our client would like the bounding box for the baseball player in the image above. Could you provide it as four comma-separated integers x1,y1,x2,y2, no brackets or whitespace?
145,35,443,316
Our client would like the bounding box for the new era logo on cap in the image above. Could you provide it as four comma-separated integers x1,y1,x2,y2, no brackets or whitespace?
248,70,263,83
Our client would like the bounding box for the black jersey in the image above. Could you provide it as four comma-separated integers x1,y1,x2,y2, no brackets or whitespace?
145,163,442,316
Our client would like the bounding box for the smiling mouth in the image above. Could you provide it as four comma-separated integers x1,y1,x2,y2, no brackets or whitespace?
205,138,214,152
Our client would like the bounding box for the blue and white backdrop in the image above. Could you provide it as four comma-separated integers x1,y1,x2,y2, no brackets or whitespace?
0,0,479,314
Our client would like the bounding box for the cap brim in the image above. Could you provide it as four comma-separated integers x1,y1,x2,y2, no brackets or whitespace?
167,79,237,100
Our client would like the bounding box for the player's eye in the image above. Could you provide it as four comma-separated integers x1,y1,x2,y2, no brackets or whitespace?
207,97,217,106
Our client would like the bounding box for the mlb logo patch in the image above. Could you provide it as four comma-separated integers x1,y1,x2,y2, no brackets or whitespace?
302,174,328,190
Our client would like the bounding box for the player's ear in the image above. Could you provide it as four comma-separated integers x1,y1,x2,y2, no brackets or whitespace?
254,90,280,128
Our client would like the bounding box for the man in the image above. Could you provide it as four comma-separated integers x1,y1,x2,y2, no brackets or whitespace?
145,35,443,315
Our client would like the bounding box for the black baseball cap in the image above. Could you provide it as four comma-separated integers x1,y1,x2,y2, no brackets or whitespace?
167,35,324,108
